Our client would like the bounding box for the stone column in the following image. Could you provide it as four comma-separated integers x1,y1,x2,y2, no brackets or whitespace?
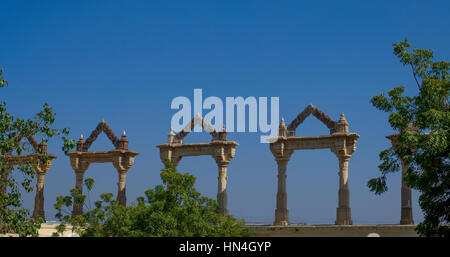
72,170,86,218
274,158,290,226
216,160,229,215
335,155,352,225
113,155,134,207
32,161,52,221
32,172,47,220
116,170,128,206
400,160,414,224
71,163,89,218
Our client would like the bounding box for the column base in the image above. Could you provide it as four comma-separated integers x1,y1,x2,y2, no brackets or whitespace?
71,208,83,219
217,208,229,216
274,209,289,226
335,207,352,225
400,207,414,225
32,211,45,222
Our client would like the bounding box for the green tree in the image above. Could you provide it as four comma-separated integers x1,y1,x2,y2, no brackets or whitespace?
54,161,250,237
368,39,449,236
0,68,75,237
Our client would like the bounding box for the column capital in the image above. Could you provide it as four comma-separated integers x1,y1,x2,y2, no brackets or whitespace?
113,155,134,172
275,157,290,166
33,160,53,175
215,159,230,167
70,157,90,173
335,153,351,161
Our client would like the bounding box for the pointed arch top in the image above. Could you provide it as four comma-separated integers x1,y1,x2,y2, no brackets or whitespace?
287,104,337,133
81,120,121,151
175,114,218,141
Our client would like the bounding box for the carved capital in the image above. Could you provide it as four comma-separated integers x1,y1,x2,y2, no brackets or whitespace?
271,141,293,161
70,157,90,173
33,159,53,175
113,155,135,172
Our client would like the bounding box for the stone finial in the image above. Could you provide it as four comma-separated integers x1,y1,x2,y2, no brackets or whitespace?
336,113,349,133
168,128,175,143
217,124,227,141
101,119,105,123
77,134,85,152
118,130,128,150
279,117,288,137
38,139,48,153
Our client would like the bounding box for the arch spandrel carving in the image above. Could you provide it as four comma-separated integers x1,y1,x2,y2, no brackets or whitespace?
271,104,360,226
174,114,221,142
81,120,121,151
287,104,337,135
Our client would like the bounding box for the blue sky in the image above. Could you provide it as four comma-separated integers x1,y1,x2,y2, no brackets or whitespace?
1,0,449,224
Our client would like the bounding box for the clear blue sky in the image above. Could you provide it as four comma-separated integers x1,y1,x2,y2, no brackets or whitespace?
1,0,449,224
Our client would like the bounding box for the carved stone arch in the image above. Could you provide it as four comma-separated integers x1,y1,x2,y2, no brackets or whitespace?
272,104,359,226
174,114,219,142
158,115,238,216
1,134,55,221
287,104,337,134
67,120,139,217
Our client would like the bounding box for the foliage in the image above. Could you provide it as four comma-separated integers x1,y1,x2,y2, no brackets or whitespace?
368,39,449,236
0,68,76,237
54,161,250,237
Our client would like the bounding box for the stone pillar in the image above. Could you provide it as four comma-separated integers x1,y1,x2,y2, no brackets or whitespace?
113,155,134,207
335,155,352,225
32,172,47,220
116,170,128,206
216,160,229,215
400,160,414,225
71,170,87,218
32,160,52,221
274,158,290,226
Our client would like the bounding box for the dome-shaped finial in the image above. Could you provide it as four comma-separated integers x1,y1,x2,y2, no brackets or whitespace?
336,113,349,133
101,119,105,123
80,134,84,140
339,113,347,122
122,130,126,137
280,117,286,127
168,128,175,136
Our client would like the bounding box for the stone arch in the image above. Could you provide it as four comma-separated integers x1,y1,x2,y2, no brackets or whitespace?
67,120,139,218
157,115,237,216
271,104,359,226
1,135,56,221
